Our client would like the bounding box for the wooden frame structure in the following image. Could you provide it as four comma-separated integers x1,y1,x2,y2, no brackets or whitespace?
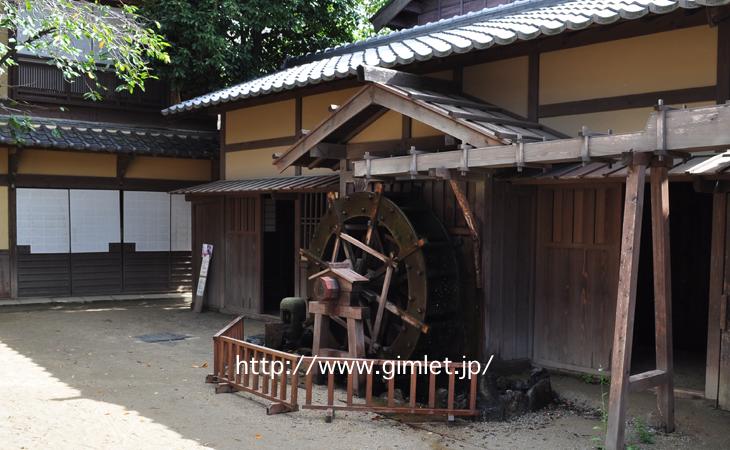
208,316,480,419
335,102,730,449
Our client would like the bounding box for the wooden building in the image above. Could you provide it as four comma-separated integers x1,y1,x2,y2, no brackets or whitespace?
0,14,217,299
165,0,730,447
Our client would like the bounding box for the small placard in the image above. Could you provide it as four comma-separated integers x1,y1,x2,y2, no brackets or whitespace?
193,244,214,311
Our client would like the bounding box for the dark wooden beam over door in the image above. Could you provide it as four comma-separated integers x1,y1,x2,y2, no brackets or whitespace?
606,156,648,450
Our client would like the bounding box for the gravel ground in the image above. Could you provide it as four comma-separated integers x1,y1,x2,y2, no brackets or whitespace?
0,299,728,449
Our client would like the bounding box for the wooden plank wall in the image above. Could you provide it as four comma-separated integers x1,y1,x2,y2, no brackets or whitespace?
377,178,539,363
192,197,225,310
484,180,537,363
223,196,261,314
533,184,622,373
707,192,730,403
382,179,484,359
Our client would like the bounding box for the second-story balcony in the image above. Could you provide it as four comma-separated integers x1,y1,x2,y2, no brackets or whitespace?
10,55,169,112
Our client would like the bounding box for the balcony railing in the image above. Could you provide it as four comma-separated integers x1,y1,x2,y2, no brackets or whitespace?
10,55,168,111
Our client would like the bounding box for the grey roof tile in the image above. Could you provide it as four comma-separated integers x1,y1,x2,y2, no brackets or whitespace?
163,0,729,116
0,115,217,158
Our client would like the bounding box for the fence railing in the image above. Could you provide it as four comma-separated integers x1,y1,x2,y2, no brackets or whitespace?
208,316,479,419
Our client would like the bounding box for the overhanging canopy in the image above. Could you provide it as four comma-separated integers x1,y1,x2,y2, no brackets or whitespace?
352,103,730,178
172,175,339,195
274,66,563,171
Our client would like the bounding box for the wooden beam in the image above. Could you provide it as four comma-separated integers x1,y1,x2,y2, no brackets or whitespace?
406,92,501,110
539,86,716,118
275,85,375,171
706,192,727,400
219,114,227,179
311,143,347,160
718,18,730,104
606,157,648,450
224,135,298,152
448,110,540,128
527,53,539,122
650,161,675,431
369,0,413,32
447,179,482,288
629,369,668,393
357,65,459,93
352,104,730,177
372,85,497,147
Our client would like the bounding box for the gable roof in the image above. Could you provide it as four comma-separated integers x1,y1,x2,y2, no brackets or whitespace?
162,0,727,116
274,66,564,171
0,115,217,158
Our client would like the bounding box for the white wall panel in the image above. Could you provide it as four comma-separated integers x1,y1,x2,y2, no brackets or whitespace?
70,190,120,253
16,188,70,254
123,191,170,252
170,194,191,251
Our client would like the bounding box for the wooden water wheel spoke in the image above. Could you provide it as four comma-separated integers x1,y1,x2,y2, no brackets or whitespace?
331,235,342,262
370,265,393,352
340,232,390,264
342,240,355,264
306,191,460,360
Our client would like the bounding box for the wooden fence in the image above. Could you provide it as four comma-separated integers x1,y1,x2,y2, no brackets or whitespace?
207,316,480,419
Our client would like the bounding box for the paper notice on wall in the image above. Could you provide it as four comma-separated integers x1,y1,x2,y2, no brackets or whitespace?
194,244,214,303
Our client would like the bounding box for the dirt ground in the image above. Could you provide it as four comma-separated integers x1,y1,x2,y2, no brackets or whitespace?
1,299,728,450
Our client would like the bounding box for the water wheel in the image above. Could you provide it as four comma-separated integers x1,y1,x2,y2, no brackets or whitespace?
303,188,461,360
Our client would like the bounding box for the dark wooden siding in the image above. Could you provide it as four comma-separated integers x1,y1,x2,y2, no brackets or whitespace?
170,251,193,291
223,196,261,314
0,251,11,298
484,181,537,363
70,251,122,295
533,184,622,373
17,249,71,297
192,198,225,310
122,247,172,293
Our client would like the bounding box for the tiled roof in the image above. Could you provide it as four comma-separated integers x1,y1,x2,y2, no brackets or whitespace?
162,0,728,116
0,115,217,158
172,174,340,194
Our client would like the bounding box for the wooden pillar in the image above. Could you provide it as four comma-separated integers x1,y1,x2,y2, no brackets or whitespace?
706,192,727,400
650,161,674,432
606,156,648,450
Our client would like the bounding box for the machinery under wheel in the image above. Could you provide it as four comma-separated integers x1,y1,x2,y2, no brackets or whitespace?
303,188,462,361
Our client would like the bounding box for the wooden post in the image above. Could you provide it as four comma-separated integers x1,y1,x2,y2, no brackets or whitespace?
606,156,648,450
650,161,674,432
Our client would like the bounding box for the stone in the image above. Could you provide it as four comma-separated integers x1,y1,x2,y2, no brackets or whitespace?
529,367,549,385
527,378,554,412
478,373,501,404
264,322,285,349
501,390,528,419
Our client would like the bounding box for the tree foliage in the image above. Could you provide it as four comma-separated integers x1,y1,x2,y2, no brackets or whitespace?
0,0,170,101
140,0,387,99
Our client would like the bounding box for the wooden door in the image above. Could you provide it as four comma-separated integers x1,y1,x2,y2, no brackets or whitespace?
224,196,261,314
533,184,623,373
707,192,730,409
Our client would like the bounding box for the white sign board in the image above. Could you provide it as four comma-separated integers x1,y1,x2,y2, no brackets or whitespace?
193,244,213,312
